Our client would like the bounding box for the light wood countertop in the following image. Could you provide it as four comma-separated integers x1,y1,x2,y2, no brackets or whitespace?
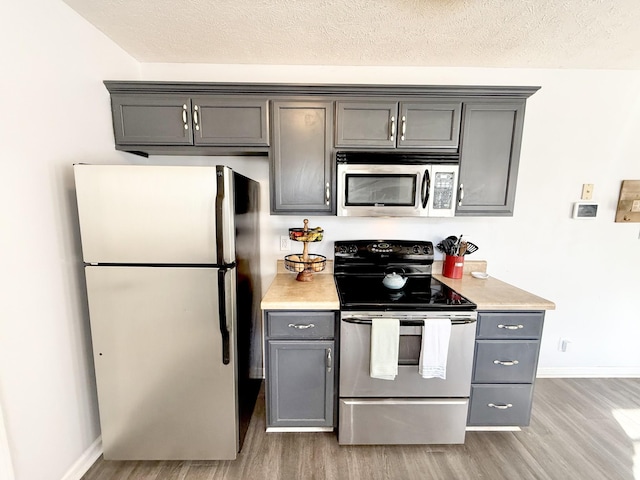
261,259,555,312
260,260,340,310
431,259,555,310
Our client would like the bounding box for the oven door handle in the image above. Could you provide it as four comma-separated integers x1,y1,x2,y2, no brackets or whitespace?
341,316,476,326
420,169,430,209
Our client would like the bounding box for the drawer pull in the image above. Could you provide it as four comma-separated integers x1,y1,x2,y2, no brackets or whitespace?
493,360,519,366
488,403,513,410
497,324,524,330
327,348,332,372
288,323,315,330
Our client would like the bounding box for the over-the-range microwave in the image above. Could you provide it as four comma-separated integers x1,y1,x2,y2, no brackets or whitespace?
336,151,459,217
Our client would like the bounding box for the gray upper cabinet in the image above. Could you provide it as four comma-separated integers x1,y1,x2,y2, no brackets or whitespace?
335,101,461,149
191,97,269,146
271,101,334,215
111,94,194,146
110,94,269,147
104,82,539,216
456,101,526,216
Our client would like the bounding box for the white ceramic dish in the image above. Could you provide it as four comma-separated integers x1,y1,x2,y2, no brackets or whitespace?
471,271,489,279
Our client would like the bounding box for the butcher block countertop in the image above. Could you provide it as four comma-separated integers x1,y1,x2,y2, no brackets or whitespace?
432,260,555,311
260,260,340,310
261,260,555,311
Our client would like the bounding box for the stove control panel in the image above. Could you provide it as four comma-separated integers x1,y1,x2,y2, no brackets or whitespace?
335,240,434,259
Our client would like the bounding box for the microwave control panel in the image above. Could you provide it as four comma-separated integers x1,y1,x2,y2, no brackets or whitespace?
432,172,455,209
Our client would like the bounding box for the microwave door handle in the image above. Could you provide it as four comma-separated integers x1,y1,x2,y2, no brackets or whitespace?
421,169,430,209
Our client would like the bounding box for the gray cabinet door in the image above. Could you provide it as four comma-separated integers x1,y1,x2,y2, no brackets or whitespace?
271,101,334,214
111,94,193,145
267,340,335,428
335,101,461,149
335,102,397,148
191,97,269,146
457,101,526,216
397,102,461,149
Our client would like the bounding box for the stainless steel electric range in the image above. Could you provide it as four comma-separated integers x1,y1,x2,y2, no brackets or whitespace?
334,240,477,445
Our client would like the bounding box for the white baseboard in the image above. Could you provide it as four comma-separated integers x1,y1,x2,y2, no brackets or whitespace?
60,437,102,480
537,366,640,378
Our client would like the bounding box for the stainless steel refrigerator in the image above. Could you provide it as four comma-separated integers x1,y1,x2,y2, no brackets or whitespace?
74,164,262,460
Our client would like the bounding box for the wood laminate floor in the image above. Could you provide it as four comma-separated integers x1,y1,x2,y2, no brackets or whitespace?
82,378,640,480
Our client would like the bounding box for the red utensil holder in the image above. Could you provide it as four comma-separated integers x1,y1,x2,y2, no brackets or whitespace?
443,255,464,279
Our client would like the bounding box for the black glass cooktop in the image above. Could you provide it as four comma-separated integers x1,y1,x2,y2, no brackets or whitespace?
334,274,476,311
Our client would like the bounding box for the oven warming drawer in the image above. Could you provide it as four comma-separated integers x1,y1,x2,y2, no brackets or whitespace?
338,398,469,445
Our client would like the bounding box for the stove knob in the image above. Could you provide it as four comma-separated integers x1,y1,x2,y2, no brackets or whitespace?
423,246,432,255
412,245,421,254
349,245,358,254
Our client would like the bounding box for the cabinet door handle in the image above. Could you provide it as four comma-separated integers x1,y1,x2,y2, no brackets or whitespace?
325,182,330,205
458,183,464,206
497,324,524,330
193,105,200,131
182,104,189,130
287,323,315,329
488,403,513,410
389,116,396,142
327,348,332,372
400,115,406,141
493,360,519,366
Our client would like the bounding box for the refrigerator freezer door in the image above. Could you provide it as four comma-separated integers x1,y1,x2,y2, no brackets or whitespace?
74,164,235,265
85,265,238,460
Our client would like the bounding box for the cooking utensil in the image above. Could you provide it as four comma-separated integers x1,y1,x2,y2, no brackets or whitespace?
437,236,459,256
464,242,479,255
458,241,467,256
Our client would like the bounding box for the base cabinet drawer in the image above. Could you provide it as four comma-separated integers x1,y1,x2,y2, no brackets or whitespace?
476,311,544,339
473,340,540,384
339,398,468,445
467,384,534,426
266,311,335,339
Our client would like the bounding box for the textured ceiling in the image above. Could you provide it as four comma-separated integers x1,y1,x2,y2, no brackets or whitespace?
62,0,640,69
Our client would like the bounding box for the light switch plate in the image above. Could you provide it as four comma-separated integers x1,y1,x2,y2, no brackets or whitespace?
581,184,594,200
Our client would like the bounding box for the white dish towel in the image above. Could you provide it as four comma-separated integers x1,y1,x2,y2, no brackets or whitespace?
419,318,452,379
370,318,400,380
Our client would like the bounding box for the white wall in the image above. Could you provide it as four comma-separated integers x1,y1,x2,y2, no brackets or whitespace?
142,63,640,376
0,1,139,479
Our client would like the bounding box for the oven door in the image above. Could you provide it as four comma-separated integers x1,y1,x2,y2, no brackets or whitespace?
339,312,476,397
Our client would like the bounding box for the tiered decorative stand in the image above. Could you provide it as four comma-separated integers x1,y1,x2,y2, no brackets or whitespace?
284,219,326,282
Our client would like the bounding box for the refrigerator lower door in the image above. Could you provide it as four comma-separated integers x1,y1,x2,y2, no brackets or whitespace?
85,266,238,460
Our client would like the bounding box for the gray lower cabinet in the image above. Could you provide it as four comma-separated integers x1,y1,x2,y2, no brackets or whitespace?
456,101,526,216
110,94,269,147
271,101,334,214
264,311,337,429
468,311,545,427
335,101,461,149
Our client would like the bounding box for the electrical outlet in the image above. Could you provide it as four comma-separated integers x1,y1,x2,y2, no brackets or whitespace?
581,184,594,200
558,338,572,353
280,235,291,251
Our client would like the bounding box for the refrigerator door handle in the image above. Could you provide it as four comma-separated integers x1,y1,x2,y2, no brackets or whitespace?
216,166,235,265
217,269,231,365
